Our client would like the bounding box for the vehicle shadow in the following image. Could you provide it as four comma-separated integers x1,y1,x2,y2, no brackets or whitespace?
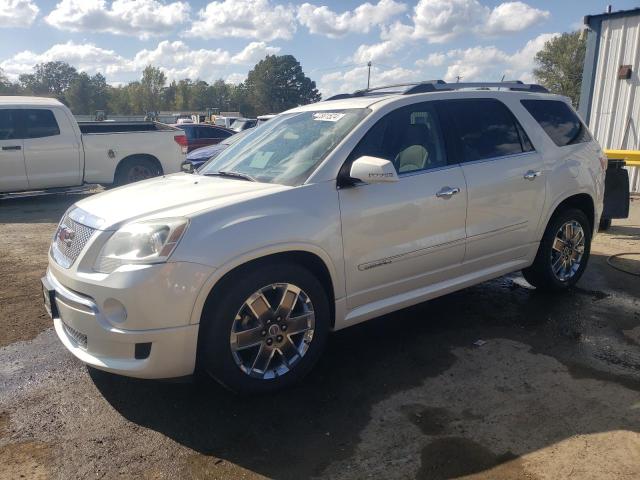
0,192,96,224
91,254,640,479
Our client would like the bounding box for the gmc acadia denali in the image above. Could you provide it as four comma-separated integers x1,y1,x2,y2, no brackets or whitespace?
42,81,605,393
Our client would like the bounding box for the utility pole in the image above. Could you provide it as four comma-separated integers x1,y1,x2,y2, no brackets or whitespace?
367,61,372,89
455,75,462,83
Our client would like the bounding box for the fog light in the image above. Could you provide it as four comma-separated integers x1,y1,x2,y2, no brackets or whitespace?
103,298,127,324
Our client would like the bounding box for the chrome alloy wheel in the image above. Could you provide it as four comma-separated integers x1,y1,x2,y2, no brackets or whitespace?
229,283,315,379
551,220,586,281
127,165,153,182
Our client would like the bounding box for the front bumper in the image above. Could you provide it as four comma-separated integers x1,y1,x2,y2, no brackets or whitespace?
44,262,213,379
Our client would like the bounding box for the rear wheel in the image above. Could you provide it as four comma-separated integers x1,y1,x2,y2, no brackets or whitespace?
522,208,591,291
198,262,330,394
114,157,162,186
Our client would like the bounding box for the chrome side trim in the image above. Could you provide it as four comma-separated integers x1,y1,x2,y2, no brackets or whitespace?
358,238,464,271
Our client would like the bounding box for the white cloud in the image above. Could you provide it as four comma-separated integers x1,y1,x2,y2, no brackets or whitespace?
421,32,558,83
418,52,446,67
484,1,550,35
0,41,129,79
45,0,190,39
412,0,488,44
371,0,549,47
232,42,280,64
297,0,406,38
0,0,39,27
226,73,246,85
0,40,280,83
186,0,296,41
320,65,418,97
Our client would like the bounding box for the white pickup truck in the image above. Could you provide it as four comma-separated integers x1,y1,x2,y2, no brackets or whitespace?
0,96,187,194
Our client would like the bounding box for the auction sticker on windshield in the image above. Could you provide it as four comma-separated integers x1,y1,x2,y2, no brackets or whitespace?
313,112,345,122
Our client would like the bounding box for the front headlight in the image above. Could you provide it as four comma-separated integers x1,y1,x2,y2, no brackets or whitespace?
94,218,189,273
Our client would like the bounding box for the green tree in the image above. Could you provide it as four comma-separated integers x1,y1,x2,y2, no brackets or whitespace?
0,68,21,94
140,65,166,113
244,55,321,115
533,31,586,106
89,73,109,111
19,61,79,100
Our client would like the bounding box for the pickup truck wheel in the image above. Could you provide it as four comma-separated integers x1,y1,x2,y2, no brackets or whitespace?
198,262,330,394
114,157,162,186
522,208,591,291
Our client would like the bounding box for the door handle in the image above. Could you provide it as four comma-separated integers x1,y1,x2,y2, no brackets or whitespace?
523,170,541,181
2,145,21,151
436,186,461,199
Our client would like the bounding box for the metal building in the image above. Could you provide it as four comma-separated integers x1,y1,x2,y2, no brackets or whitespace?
579,7,640,192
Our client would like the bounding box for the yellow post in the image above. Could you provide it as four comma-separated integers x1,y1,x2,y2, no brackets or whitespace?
604,149,640,167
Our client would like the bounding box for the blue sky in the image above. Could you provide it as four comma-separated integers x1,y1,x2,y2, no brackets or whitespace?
0,0,638,96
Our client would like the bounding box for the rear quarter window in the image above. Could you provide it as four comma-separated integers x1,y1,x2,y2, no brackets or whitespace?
520,99,591,147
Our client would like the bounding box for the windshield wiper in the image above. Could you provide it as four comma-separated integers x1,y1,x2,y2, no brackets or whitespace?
203,170,256,182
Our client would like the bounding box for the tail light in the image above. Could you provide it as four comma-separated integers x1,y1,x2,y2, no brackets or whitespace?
174,134,188,154
599,154,608,171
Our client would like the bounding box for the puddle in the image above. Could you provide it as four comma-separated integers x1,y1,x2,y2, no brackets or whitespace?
400,404,450,435
416,437,531,480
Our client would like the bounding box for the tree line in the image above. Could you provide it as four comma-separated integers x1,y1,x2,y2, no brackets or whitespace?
0,54,322,117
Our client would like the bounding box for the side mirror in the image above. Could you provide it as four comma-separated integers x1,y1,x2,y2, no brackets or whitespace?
349,156,399,184
181,161,194,174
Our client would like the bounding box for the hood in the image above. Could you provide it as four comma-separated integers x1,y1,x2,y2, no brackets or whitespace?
186,143,228,160
74,173,287,229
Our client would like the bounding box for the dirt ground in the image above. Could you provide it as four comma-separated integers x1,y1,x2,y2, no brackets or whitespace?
0,193,639,480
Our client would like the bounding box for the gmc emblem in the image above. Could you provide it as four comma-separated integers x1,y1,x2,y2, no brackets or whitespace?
57,226,75,247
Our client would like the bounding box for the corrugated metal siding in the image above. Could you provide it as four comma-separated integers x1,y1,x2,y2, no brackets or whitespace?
589,14,640,192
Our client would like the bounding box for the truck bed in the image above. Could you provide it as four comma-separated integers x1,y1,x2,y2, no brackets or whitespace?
78,122,177,134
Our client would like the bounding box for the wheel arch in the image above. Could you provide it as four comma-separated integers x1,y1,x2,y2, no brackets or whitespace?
191,247,338,329
541,192,596,238
112,154,163,183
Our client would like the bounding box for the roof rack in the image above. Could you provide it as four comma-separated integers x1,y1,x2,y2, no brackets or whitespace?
324,80,549,101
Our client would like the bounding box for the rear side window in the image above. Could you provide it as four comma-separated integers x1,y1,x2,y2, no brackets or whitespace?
0,109,19,140
24,109,60,138
441,99,532,163
521,99,591,147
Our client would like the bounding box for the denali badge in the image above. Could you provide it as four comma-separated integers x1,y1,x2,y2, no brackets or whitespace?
57,226,75,247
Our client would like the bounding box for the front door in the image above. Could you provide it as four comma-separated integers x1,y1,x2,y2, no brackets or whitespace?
22,108,82,189
0,108,27,193
339,101,467,309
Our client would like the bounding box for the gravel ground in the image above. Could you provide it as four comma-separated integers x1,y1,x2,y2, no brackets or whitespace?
0,194,639,480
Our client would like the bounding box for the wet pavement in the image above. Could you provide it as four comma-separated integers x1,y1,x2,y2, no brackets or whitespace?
0,195,639,479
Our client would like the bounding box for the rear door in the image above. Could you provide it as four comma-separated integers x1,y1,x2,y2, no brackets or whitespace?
438,98,546,264
0,108,27,193
22,108,82,189
339,101,467,309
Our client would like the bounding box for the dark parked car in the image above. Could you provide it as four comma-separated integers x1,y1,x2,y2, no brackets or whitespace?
172,123,234,152
181,127,253,171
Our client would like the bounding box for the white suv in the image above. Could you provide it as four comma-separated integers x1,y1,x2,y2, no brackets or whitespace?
42,81,605,393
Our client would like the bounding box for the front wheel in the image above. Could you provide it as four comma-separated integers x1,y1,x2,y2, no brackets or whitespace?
198,262,330,394
522,208,592,291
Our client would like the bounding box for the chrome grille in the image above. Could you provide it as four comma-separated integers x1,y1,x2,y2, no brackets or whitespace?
51,212,96,268
62,322,87,349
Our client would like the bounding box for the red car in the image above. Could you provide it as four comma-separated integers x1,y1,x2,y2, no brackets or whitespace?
172,124,235,153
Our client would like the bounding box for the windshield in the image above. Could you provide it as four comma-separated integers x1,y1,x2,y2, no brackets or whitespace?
200,109,369,186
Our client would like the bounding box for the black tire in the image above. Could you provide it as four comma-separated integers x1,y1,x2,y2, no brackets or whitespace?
197,262,330,394
522,208,592,291
114,156,162,186
599,217,612,231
